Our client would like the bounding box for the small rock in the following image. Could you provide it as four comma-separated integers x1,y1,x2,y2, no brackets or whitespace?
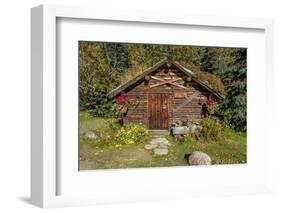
154,148,168,156
144,144,158,150
84,130,99,139
188,151,211,166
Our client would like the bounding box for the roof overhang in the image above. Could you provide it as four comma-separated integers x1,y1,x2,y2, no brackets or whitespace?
107,58,224,100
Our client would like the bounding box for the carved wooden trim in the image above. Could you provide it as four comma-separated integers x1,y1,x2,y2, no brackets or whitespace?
150,76,188,90
150,77,181,88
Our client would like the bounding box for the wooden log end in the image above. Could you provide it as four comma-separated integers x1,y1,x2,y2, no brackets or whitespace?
145,75,151,81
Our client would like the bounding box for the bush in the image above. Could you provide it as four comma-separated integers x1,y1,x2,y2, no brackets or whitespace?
81,87,116,117
200,116,222,140
194,71,225,95
114,123,149,145
90,122,148,147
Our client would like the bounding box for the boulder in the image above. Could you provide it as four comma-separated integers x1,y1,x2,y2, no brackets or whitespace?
171,123,202,139
172,126,189,135
189,124,202,134
188,151,211,166
84,130,99,139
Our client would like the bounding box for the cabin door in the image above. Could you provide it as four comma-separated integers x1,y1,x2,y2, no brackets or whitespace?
148,94,169,129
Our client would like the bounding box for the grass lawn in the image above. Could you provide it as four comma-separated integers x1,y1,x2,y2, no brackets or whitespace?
79,111,247,170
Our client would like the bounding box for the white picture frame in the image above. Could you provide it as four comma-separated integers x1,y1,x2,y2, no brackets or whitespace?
31,4,274,208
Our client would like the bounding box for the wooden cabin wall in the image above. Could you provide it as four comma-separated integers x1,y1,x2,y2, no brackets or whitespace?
123,66,210,128
123,81,148,126
171,81,209,123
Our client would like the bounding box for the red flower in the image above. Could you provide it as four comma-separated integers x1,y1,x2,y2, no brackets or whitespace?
202,99,216,105
116,95,125,103
116,95,131,104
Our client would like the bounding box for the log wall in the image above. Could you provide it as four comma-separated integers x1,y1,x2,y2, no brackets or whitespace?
122,65,210,128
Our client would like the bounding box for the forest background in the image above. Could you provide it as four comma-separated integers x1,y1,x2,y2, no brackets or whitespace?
79,42,247,131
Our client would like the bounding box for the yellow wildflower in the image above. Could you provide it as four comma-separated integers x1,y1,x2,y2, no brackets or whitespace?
126,139,134,144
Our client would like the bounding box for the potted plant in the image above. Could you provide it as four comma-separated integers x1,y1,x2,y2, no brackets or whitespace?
115,95,130,118
201,99,219,115
114,95,139,124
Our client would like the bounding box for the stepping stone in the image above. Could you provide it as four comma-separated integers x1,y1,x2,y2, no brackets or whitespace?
145,137,171,156
160,139,170,146
150,138,170,146
149,138,161,145
144,144,158,150
154,148,168,156
149,130,170,137
158,144,168,149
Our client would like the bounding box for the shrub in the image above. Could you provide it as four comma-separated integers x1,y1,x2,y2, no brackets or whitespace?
90,122,148,147
114,123,149,145
194,71,225,95
200,116,222,140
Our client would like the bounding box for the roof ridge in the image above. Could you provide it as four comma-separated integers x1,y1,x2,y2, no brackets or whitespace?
107,59,223,100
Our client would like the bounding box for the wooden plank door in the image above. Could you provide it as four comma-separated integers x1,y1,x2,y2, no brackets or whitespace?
148,94,169,129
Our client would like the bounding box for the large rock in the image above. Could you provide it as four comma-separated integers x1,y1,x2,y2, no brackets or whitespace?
84,130,99,139
172,126,189,135
171,123,202,139
189,124,203,134
188,151,211,166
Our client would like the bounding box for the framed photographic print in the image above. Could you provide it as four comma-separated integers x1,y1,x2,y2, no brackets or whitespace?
31,4,274,208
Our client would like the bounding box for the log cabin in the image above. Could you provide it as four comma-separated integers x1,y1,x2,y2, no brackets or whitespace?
108,58,223,130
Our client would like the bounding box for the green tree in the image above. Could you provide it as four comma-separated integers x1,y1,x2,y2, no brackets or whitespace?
220,49,247,131
79,41,117,116
103,43,130,74
79,41,245,123
199,47,218,73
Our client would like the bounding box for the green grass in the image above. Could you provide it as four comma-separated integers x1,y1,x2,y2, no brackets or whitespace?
171,128,246,165
79,111,114,133
79,111,246,170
